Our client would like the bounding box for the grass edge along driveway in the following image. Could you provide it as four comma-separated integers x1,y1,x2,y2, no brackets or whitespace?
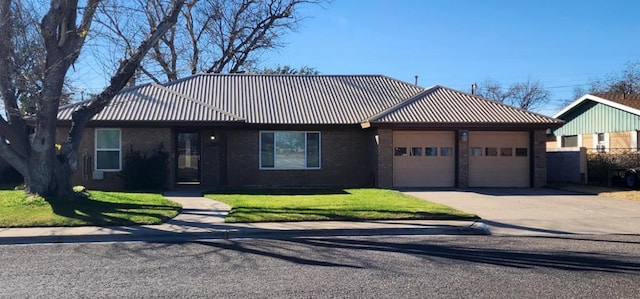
0,190,181,227
206,188,478,223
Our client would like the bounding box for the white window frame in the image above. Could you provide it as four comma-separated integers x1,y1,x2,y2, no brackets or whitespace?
95,128,122,171
259,131,321,170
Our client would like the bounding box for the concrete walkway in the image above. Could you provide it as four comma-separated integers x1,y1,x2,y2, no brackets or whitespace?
0,191,485,245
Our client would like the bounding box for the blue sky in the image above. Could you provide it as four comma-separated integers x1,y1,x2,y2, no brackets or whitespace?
258,0,640,116
70,0,640,117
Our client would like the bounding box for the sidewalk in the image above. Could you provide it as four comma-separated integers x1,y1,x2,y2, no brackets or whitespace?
0,191,488,245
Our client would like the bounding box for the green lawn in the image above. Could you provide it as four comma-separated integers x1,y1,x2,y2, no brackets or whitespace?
206,188,478,223
0,190,181,227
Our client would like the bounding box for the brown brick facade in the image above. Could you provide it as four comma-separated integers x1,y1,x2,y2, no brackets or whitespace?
223,128,374,188
57,127,173,191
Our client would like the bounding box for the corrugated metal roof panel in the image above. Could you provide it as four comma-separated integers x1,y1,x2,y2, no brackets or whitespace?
162,74,423,124
58,75,560,126
370,86,560,124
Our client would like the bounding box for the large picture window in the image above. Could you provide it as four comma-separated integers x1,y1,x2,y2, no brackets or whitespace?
260,131,321,169
95,129,121,171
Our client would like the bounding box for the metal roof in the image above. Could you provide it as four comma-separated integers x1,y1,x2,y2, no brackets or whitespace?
59,74,423,124
368,86,560,124
58,74,560,126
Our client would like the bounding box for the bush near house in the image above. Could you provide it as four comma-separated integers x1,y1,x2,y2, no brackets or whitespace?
121,144,169,191
586,149,640,186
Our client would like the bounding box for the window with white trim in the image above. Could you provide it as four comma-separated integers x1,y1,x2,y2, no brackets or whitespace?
260,131,321,169
95,129,121,171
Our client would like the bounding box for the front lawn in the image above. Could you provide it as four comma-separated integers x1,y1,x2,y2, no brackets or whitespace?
0,190,181,227
206,188,477,223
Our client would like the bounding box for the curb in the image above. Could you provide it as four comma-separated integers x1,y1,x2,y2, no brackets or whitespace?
0,224,490,245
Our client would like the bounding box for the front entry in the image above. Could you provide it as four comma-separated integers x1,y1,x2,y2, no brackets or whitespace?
177,131,200,183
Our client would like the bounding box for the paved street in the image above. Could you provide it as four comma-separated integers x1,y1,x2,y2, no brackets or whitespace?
1,235,639,298
405,188,640,235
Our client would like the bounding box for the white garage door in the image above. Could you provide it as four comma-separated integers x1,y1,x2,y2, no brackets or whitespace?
469,131,530,187
393,131,455,187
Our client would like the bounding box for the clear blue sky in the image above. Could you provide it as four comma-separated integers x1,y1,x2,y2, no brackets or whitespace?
258,0,640,116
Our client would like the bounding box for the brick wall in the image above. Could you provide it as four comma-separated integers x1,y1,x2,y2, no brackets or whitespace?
57,127,173,191
533,129,548,187
224,128,374,188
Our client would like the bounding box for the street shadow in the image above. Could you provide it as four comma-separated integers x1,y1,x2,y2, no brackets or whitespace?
480,219,571,235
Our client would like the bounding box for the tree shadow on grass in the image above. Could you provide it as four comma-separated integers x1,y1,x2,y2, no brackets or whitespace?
44,196,181,226
226,207,478,222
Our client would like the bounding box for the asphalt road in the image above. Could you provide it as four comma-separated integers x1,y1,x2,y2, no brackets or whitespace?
1,235,639,298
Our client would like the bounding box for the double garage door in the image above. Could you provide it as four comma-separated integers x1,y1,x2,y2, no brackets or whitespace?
393,131,530,188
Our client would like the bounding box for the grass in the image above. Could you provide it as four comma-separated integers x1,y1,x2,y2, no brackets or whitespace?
0,190,181,227
206,188,478,223
550,183,640,202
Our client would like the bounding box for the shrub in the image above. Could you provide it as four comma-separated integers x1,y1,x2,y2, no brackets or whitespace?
121,144,169,191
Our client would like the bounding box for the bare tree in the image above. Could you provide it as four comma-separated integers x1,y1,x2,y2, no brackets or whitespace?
94,0,324,84
258,65,319,74
475,78,551,111
572,61,640,101
0,0,185,197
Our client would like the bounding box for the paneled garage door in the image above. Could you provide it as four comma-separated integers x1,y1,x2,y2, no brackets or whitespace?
469,131,530,187
393,131,455,187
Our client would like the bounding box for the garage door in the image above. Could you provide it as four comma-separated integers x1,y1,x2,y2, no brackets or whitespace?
393,131,455,187
469,131,530,187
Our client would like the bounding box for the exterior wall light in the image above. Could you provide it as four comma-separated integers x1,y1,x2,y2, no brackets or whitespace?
460,131,468,142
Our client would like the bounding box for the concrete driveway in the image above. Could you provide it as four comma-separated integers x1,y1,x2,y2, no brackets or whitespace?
403,188,640,236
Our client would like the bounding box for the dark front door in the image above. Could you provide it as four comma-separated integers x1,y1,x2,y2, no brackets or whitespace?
177,132,200,183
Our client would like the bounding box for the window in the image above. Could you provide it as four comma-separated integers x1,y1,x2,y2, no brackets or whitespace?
394,147,408,156
440,147,453,157
500,147,513,156
485,147,498,156
515,148,528,157
425,147,438,156
95,129,121,171
260,131,321,169
562,135,578,147
410,147,422,156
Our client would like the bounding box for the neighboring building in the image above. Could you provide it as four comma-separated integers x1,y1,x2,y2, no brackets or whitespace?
57,74,561,190
549,93,640,152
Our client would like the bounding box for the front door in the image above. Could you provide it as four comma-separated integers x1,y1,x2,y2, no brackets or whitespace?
177,132,200,183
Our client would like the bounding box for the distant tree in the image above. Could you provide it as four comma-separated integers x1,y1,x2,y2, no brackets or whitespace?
475,78,551,111
571,61,640,101
258,65,319,75
93,0,325,83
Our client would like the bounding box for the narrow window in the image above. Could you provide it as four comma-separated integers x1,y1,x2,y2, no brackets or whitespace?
515,148,528,157
95,129,121,171
425,147,438,156
500,147,513,156
394,147,408,156
440,147,453,157
485,147,498,156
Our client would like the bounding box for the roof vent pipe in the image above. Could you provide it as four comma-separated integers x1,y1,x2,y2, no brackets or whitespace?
414,75,418,86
